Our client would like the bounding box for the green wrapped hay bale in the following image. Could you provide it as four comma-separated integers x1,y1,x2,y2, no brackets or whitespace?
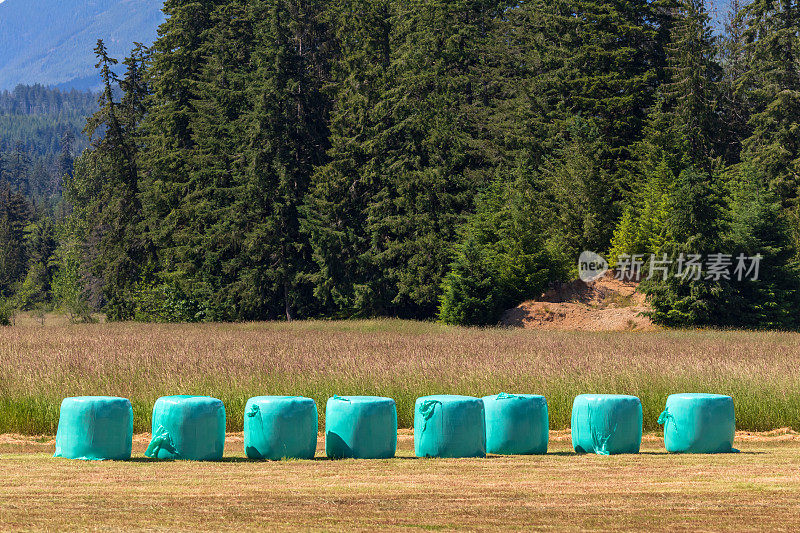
414,395,486,458
244,396,318,460
658,393,736,453
145,395,226,461
571,394,642,455
54,396,133,461
325,396,397,459
482,393,548,455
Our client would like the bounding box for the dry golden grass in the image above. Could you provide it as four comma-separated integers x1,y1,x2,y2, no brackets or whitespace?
2,432,800,531
2,320,800,434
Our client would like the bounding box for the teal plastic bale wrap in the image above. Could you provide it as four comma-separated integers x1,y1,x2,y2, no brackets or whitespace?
571,394,642,455
145,395,226,461
658,393,736,453
54,396,133,461
244,396,318,460
482,393,548,455
414,395,486,458
325,396,397,459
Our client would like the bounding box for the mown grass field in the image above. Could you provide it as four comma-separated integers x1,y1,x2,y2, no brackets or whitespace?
2,320,800,434
2,432,800,531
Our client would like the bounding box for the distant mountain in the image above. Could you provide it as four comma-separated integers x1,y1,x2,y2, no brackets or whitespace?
0,0,165,90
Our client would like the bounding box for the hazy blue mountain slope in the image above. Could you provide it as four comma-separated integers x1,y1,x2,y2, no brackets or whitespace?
0,0,164,90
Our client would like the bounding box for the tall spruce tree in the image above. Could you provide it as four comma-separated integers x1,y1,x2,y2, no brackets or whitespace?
740,0,800,207
304,0,395,317
610,0,721,261
537,117,614,261
64,40,145,319
241,0,331,321
0,182,31,297
160,0,255,321
719,0,752,164
606,0,732,327
363,0,505,318
490,0,662,270
138,0,222,316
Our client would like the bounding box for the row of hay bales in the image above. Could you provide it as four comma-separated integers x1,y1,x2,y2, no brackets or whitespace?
53,393,737,461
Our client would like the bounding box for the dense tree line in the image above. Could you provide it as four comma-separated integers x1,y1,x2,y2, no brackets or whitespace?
0,85,93,204
0,86,92,323
28,0,800,328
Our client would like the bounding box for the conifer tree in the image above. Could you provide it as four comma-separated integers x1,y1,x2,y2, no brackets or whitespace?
364,0,505,318
159,0,256,320
64,40,145,319
610,0,721,261
538,117,614,262
719,0,752,164
642,166,729,326
241,0,331,321
724,167,800,329
15,218,57,310
0,182,31,296
438,179,560,326
138,0,222,312
739,0,800,206
304,0,395,316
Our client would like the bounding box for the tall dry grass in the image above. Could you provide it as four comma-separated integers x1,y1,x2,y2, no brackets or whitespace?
1,320,798,434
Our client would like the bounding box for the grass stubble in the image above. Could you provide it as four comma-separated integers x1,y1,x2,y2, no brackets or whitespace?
2,432,800,531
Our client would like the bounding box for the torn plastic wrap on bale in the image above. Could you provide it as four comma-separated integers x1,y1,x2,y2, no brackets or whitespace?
244,396,318,460
414,395,486,458
659,393,736,453
145,395,226,461
482,393,548,455
54,396,133,461
325,395,397,459
571,394,642,455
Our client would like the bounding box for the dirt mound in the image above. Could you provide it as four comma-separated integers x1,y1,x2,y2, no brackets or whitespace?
501,271,655,331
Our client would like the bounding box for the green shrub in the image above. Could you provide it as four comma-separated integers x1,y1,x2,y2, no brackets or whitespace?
439,180,563,326
0,299,11,326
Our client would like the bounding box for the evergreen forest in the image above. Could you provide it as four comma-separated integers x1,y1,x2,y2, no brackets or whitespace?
3,0,800,329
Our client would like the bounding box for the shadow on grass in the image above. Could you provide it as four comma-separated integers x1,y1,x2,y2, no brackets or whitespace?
71,449,768,464
126,457,255,463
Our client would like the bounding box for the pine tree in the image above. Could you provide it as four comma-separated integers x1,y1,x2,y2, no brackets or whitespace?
138,0,222,311
642,166,729,326
485,0,573,171
569,0,660,173
438,179,560,326
489,0,662,266
64,40,145,319
719,0,752,164
0,182,31,296
304,0,395,317
241,0,331,321
364,0,505,318
158,0,256,321
724,167,800,329
739,0,800,207
57,131,75,191
610,0,722,261
538,117,614,262
15,217,57,310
